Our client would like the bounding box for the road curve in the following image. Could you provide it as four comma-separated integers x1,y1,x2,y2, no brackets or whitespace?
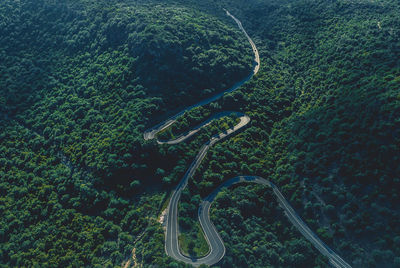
157,112,247,145
199,176,352,268
224,9,260,75
164,115,251,266
143,9,259,142
142,9,351,268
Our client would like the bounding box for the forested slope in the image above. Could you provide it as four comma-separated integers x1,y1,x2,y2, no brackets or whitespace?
0,0,252,182
1,0,399,267
0,119,159,266
0,0,251,266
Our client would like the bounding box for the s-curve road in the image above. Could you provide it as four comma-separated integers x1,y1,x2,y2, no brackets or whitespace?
143,9,259,142
143,9,351,268
163,115,251,266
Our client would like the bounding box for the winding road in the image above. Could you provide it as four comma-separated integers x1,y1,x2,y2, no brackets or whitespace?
156,111,248,145
143,10,351,268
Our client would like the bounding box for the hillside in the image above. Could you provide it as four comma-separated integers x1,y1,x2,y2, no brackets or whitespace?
0,0,251,266
1,0,399,267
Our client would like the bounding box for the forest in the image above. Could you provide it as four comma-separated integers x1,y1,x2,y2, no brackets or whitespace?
0,0,251,266
1,0,399,267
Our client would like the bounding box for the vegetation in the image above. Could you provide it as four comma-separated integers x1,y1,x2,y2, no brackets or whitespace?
1,0,399,267
212,184,329,267
0,120,164,266
178,223,209,258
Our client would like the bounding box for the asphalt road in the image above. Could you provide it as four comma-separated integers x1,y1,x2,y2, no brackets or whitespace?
164,115,250,266
143,9,259,142
142,9,350,268
157,111,247,145
199,176,352,268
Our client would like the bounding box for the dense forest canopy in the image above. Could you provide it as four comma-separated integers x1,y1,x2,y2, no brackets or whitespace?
1,0,399,267
0,0,251,266
0,0,252,182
